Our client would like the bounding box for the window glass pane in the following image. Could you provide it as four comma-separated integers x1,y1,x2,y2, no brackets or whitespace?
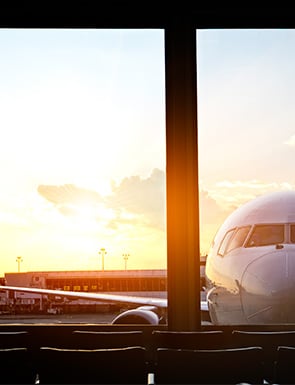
197,29,295,253
290,224,295,243
0,29,166,323
226,226,250,253
246,224,284,247
217,229,235,256
197,29,295,325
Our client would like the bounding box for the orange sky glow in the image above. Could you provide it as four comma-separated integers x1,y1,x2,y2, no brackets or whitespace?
1,29,295,276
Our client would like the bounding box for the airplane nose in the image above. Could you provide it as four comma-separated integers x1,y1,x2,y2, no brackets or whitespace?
240,248,295,323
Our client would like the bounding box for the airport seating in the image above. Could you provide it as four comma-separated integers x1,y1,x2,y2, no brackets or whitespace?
0,331,38,383
150,330,227,375
151,330,226,349
231,329,295,349
37,346,149,384
0,347,37,384
153,346,264,384
71,330,145,348
231,329,295,382
71,330,152,373
0,330,29,348
273,345,295,383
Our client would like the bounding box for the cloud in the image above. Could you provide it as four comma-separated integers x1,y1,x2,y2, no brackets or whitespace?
39,173,284,255
37,169,166,231
211,180,295,212
198,190,229,254
37,184,104,217
199,190,227,224
284,134,295,147
107,168,165,230
216,180,277,189
38,184,102,205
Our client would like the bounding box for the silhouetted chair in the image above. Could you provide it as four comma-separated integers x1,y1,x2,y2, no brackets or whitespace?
154,346,264,384
0,331,29,348
0,331,38,383
71,330,152,372
0,347,36,384
150,330,226,373
231,329,295,382
37,346,148,384
231,329,295,349
152,330,226,349
273,345,295,384
72,330,144,348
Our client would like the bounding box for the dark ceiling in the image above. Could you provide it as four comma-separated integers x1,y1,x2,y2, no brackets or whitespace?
0,5,294,29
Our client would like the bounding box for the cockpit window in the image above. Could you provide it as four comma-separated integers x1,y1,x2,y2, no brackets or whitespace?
290,225,295,243
217,228,235,256
218,226,250,257
226,226,251,253
245,224,284,247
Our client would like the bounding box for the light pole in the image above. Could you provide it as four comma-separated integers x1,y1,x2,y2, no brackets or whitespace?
122,253,130,270
16,256,23,273
99,248,107,271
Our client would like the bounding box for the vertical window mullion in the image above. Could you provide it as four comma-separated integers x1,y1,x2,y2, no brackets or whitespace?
165,24,200,330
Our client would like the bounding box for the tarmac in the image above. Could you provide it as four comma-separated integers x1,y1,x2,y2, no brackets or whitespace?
0,312,212,325
0,291,209,324
0,312,118,324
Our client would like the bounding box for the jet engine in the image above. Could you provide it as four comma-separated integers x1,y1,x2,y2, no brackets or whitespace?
111,305,165,324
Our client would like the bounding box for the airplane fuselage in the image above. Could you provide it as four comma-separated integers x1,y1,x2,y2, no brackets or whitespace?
205,191,295,324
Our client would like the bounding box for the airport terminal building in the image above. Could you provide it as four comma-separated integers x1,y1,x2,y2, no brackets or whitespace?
4,269,167,294
0,269,168,314
0,255,206,314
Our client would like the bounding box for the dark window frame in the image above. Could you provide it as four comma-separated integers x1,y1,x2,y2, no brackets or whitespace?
2,6,291,332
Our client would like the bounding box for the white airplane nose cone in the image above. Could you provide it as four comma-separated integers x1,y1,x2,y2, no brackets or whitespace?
240,249,295,323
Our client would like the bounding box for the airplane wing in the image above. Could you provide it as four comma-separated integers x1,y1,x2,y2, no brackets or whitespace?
0,284,209,312
0,285,167,308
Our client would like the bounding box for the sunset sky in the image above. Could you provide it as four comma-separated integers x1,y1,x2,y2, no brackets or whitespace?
0,29,295,275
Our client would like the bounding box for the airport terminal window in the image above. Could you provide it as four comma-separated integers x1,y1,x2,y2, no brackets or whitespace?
197,29,295,326
0,29,166,324
246,224,284,247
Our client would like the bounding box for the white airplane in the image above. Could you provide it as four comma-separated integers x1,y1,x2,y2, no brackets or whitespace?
1,190,295,325
206,190,295,325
